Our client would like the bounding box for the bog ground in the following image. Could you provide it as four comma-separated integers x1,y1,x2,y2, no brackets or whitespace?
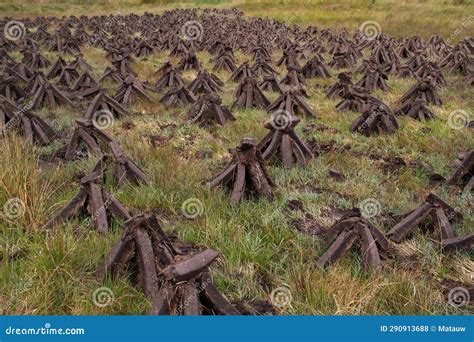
0,0,473,315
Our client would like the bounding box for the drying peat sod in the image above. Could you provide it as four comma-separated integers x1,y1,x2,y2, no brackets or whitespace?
0,1,473,315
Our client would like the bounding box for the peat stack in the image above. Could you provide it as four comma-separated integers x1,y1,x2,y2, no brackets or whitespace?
350,101,398,136
114,75,153,105
92,152,150,187
45,34,66,54
396,77,442,107
276,50,301,69
212,48,237,73
386,193,469,252
415,62,446,88
207,138,275,205
303,40,326,56
56,118,149,182
232,77,270,110
22,50,50,70
136,40,154,58
397,65,416,78
85,90,133,120
70,85,109,102
280,66,306,88
46,56,67,79
98,65,124,84
229,61,255,82
398,37,418,58
251,45,272,62
188,70,223,96
30,78,74,109
169,39,190,57
440,51,473,76
267,89,317,118
406,51,428,73
26,71,48,94
394,98,436,121
251,58,278,77
30,26,51,44
326,72,353,100
159,84,196,108
69,71,99,95
151,260,239,315
58,119,111,160
70,53,93,72
258,72,284,93
328,51,355,69
446,150,473,195
300,55,330,79
334,86,370,113
447,51,472,76
155,62,184,92
56,64,80,87
44,170,131,232
96,214,239,315
62,38,82,55
0,74,26,102
112,54,136,77
187,93,235,126
57,119,114,160
316,209,390,272
258,115,313,168
1,96,56,145
372,43,401,74
354,63,391,93
439,47,469,69
177,51,201,71
8,62,34,82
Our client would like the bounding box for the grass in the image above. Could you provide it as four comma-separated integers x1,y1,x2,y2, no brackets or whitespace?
1,0,474,39
1,1,473,315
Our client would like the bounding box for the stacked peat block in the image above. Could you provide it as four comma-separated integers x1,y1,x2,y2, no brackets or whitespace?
96,214,240,315
387,194,472,253
207,138,276,206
